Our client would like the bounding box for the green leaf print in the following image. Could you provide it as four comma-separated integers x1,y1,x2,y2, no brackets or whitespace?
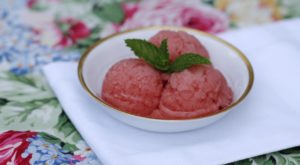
0,72,82,145
227,147,300,165
0,72,53,102
0,98,8,106
249,155,272,165
54,112,81,143
39,132,79,153
231,159,252,165
272,153,288,165
29,1,49,12
0,72,61,130
93,2,124,23
0,96,62,130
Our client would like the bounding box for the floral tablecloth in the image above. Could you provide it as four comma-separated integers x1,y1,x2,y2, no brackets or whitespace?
1,0,300,164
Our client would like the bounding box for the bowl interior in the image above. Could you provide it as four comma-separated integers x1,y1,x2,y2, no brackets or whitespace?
80,27,252,117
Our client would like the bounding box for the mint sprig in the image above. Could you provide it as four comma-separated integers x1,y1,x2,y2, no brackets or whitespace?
125,39,170,71
168,53,211,72
125,38,211,73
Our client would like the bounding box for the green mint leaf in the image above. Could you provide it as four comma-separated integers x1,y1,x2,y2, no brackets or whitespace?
93,2,124,23
125,39,170,71
168,53,211,73
159,39,169,60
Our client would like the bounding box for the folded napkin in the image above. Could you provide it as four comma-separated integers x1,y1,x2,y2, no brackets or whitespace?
43,19,300,165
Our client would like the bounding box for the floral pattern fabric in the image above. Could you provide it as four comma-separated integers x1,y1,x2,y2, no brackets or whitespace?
0,131,98,165
1,0,300,164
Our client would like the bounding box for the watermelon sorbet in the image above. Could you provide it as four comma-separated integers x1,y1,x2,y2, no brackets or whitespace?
101,59,163,116
101,30,233,119
151,65,233,119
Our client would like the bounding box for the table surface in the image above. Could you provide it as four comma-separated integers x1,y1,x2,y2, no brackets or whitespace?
1,0,300,164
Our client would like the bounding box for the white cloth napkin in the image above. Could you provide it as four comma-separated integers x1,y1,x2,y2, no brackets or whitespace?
43,19,300,165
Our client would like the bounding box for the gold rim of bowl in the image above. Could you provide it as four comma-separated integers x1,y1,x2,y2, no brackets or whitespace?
78,26,255,122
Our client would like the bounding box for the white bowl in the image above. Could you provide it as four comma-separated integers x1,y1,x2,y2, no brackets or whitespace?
78,27,254,132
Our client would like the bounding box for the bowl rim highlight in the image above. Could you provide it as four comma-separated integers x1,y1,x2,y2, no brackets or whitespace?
78,26,254,122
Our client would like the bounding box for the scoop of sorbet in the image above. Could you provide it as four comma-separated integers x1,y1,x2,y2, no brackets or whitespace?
149,30,209,61
151,65,233,119
101,59,163,117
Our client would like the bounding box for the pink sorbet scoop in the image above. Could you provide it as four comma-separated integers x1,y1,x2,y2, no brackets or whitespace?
101,59,163,117
151,65,233,119
149,30,209,61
